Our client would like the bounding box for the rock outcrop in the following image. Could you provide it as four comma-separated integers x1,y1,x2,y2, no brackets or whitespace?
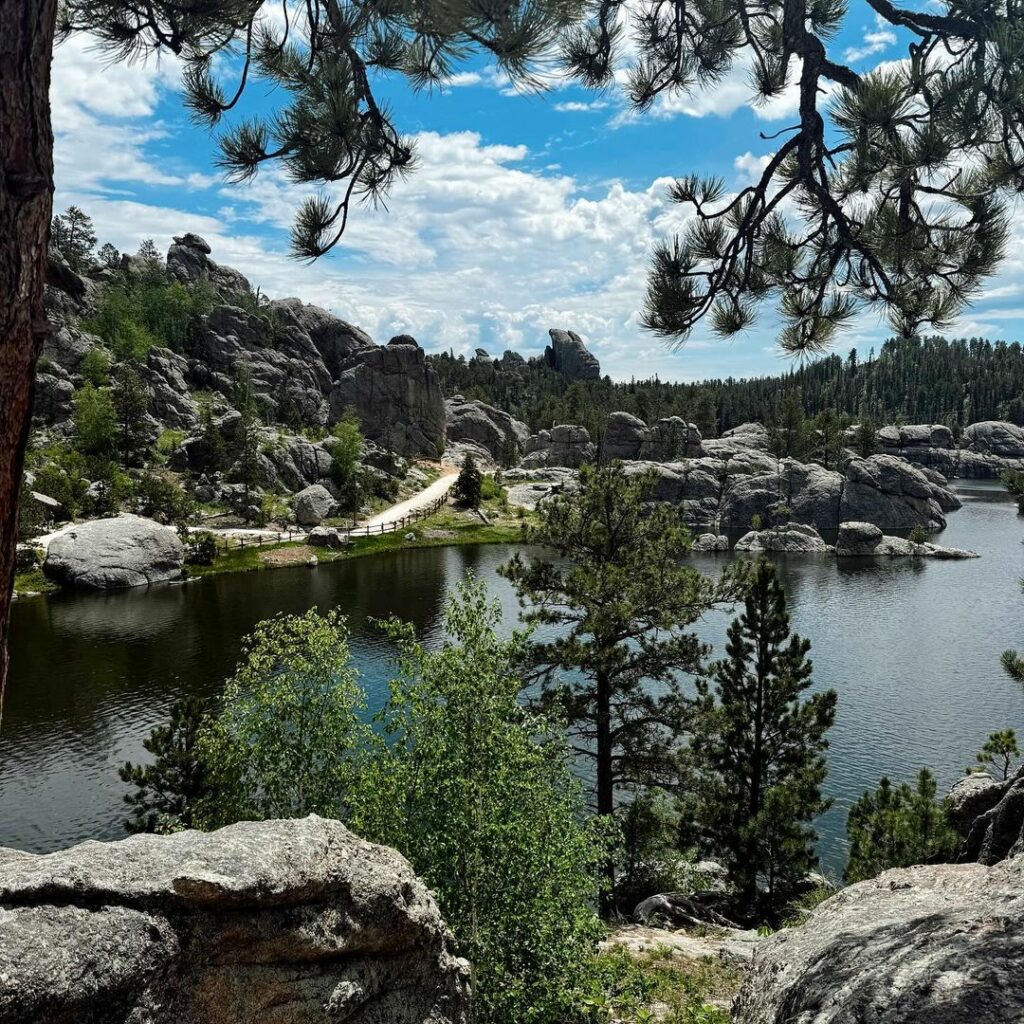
835,520,978,559
166,233,252,302
543,328,600,381
445,396,529,461
330,336,446,455
0,815,469,1024
43,515,184,589
733,856,1024,1024
734,523,830,553
841,454,957,529
951,765,1024,864
603,412,703,461
522,424,596,468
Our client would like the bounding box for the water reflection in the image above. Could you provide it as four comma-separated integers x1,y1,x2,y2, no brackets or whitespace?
2,482,1022,878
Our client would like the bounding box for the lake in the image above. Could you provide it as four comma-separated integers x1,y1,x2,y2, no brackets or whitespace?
2,480,1021,877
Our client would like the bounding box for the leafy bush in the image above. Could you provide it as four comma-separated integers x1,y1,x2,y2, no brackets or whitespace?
82,280,215,359
80,347,111,386
351,578,609,1024
908,524,927,545
184,531,218,566
133,470,196,528
72,382,117,458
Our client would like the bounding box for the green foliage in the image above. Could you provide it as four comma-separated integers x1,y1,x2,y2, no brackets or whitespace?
351,577,608,1024
110,362,151,467
812,409,845,471
908,525,927,545
617,788,697,908
690,560,837,917
328,410,365,515
502,462,741,909
768,393,813,461
65,0,583,261
184,531,218,566
581,947,734,1024
80,346,111,386
119,697,210,833
25,450,90,519
455,451,483,508
566,2,1023,350
854,418,879,458
845,769,960,884
98,241,121,269
134,470,196,528
83,280,215,359
230,363,263,494
51,205,97,271
975,729,1020,780
72,382,117,459
156,428,185,457
431,335,1024,439
199,609,370,827
1000,469,1024,514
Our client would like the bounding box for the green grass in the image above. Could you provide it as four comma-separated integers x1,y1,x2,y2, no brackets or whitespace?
584,945,738,1023
14,567,59,596
186,506,533,580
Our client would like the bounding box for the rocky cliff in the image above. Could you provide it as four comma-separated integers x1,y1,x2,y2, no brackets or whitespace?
878,420,1024,478
0,815,469,1024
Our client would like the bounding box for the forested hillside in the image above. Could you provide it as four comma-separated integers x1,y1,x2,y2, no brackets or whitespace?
432,336,1024,438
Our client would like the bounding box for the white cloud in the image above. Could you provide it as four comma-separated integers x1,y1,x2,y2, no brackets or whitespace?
554,100,610,113
844,18,898,63
734,152,773,185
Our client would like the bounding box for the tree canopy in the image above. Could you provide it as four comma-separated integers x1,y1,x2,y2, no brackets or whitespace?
565,0,1024,352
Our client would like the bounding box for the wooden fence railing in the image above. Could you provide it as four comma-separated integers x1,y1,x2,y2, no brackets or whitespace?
210,491,451,551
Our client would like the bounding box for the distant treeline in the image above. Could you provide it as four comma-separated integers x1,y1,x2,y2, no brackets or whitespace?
430,335,1024,438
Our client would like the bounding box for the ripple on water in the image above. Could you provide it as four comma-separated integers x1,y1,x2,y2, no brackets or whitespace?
2,481,1021,877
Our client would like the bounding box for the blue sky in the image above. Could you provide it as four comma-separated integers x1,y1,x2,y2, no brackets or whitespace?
51,3,1024,382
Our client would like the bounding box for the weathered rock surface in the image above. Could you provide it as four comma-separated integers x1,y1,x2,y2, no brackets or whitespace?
522,424,596,468
955,765,1024,865
293,483,337,527
544,328,601,380
140,347,198,430
835,520,978,559
167,233,252,302
692,532,729,552
43,515,183,589
734,523,830,553
841,454,955,529
0,815,469,1024
603,412,702,461
330,336,446,455
733,856,1024,1024
445,396,528,461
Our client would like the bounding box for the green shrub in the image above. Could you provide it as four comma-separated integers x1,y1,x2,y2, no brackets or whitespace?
908,524,927,545
72,383,117,459
80,347,111,386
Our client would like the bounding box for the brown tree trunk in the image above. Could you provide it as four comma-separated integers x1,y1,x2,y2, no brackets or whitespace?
0,0,58,723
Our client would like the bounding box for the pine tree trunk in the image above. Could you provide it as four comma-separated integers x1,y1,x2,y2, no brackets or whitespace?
0,0,58,721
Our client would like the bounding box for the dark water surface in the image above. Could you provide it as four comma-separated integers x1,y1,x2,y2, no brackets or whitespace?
2,481,1022,875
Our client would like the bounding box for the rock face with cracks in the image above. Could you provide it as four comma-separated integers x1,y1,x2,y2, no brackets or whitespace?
0,815,470,1024
732,856,1024,1024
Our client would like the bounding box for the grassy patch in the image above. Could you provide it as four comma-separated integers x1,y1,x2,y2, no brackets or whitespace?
185,506,536,580
584,945,738,1023
14,567,59,596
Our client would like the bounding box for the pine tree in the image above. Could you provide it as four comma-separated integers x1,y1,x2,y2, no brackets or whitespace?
119,697,210,833
845,769,959,883
50,205,97,271
455,451,483,508
110,361,151,468
567,3,1023,352
98,241,121,269
812,409,845,471
231,363,262,498
690,559,837,916
975,729,1020,780
768,393,812,461
501,462,740,910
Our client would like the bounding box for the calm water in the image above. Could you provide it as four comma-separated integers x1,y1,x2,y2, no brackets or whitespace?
2,481,1022,876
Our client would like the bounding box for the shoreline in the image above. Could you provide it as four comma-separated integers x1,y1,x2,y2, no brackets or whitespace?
13,505,531,599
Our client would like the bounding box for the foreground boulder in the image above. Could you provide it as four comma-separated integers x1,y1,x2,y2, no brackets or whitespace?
951,765,1024,864
0,816,469,1024
43,515,183,589
293,483,337,527
733,856,1024,1024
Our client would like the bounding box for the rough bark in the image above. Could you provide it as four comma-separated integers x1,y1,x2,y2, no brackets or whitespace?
0,0,57,721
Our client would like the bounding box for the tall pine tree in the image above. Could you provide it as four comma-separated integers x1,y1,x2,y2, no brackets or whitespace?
690,559,837,917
